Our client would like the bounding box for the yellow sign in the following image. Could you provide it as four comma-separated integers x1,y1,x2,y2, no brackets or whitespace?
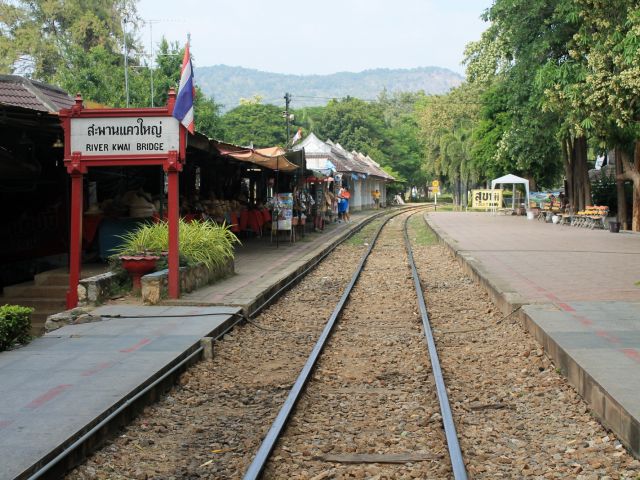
472,189,503,209
432,180,440,187
431,186,440,194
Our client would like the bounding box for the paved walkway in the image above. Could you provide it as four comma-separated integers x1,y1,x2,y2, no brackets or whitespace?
0,305,241,480
425,211,640,457
163,210,377,312
0,209,382,479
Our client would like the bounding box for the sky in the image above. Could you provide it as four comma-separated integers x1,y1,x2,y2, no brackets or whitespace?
135,0,493,76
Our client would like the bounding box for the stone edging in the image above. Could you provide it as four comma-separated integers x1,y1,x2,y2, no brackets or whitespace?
142,258,235,305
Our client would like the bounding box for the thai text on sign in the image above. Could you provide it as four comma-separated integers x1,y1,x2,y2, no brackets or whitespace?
70,116,180,156
472,189,503,209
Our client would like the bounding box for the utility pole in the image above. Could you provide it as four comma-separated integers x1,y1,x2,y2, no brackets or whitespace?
284,92,291,146
149,20,160,107
122,15,130,107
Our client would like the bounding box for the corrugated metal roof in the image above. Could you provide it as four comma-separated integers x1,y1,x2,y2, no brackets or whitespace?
0,75,74,113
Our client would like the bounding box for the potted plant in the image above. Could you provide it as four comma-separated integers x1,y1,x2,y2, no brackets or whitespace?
118,252,161,293
113,219,240,293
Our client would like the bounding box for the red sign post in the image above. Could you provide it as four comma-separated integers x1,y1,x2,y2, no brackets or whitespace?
59,89,186,309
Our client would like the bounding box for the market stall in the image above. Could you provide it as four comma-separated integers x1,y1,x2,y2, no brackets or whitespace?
490,173,531,215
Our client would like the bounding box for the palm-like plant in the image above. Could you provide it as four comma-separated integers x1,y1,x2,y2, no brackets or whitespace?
115,219,240,269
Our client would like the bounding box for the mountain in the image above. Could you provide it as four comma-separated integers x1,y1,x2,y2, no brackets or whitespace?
194,65,464,111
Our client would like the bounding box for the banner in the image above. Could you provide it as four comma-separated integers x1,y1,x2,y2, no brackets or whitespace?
472,189,503,209
275,192,293,230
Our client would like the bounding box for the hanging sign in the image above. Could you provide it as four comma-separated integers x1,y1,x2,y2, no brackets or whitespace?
472,189,503,208
69,116,180,156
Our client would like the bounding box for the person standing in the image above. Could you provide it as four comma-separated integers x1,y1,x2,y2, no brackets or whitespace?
337,186,347,222
342,186,351,221
372,189,380,209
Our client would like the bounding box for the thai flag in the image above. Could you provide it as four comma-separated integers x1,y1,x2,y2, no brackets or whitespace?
291,127,302,144
173,42,195,134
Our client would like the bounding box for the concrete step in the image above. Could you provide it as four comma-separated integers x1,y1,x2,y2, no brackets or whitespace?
30,312,52,335
34,271,69,286
3,283,68,299
0,298,66,311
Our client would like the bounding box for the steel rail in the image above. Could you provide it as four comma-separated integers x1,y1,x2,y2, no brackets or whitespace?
242,208,417,480
28,207,420,480
403,212,468,479
25,207,415,480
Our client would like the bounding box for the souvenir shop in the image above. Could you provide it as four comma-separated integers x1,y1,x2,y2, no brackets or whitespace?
81,138,305,258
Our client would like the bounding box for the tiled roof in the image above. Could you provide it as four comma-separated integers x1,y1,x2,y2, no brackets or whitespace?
352,151,394,180
0,75,74,113
295,132,394,180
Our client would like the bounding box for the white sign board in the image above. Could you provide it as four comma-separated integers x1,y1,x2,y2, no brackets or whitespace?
70,116,180,156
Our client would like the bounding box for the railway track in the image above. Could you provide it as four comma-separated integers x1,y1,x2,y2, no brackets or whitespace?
65,206,640,479
245,209,467,479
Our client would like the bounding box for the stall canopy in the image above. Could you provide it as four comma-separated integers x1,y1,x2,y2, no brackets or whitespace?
306,156,336,176
491,173,530,210
213,141,298,172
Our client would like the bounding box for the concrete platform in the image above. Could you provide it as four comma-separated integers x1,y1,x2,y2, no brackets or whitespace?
162,209,383,314
424,212,640,457
0,305,241,480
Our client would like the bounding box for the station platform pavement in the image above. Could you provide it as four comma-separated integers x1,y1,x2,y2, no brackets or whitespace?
424,211,640,458
161,210,380,314
0,208,385,480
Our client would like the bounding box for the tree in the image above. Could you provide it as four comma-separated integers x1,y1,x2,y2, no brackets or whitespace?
316,97,387,161
0,0,138,79
569,0,640,230
464,1,568,196
416,85,481,205
221,102,287,148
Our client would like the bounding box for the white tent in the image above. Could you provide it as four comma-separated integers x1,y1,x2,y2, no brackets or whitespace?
491,173,530,211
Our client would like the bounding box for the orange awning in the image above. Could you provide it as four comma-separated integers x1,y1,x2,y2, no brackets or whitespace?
214,142,298,172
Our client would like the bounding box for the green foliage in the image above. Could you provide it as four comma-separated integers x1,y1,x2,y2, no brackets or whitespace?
415,84,481,204
1,3,223,136
0,304,33,351
114,219,240,270
0,0,133,79
220,103,287,147
316,97,386,158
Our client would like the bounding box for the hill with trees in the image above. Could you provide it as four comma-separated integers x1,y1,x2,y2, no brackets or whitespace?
194,65,463,111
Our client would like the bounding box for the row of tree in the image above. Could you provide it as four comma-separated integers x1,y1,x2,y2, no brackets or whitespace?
426,0,639,230
3,1,638,229
0,0,420,190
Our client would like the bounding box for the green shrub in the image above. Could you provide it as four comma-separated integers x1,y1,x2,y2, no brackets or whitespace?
114,219,240,269
0,304,33,351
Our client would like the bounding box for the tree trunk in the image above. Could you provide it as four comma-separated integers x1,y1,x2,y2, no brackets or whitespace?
633,181,640,232
574,136,591,210
614,147,628,229
463,176,469,208
617,142,640,231
563,138,573,208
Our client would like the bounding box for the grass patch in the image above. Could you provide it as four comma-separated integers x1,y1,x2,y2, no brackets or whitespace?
432,204,457,212
346,220,383,246
408,215,437,246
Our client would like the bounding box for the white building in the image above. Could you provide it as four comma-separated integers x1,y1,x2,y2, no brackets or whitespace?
293,133,394,210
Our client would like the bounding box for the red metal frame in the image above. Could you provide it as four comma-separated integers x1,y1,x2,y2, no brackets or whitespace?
59,89,186,308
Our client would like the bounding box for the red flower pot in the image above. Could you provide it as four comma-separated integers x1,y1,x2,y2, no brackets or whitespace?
120,255,160,293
